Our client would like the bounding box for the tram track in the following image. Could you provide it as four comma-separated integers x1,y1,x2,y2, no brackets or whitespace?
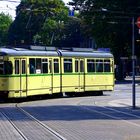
0,111,28,140
0,103,67,140
16,104,67,140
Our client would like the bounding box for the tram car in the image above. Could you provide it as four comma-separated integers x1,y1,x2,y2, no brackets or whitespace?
0,46,114,98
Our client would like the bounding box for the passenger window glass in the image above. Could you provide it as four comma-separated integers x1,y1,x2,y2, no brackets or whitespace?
22,60,26,74
36,58,41,74
75,60,78,73
29,58,35,74
42,59,48,73
64,59,72,73
49,60,52,73
54,59,59,73
87,59,95,72
96,60,103,72
0,62,4,74
15,60,19,74
104,60,111,72
4,61,13,75
80,60,84,72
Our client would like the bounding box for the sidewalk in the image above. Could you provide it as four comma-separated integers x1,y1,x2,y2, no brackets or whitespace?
108,98,140,108
115,76,140,85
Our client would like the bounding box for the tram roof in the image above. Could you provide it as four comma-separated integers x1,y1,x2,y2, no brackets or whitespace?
0,48,59,56
0,47,113,58
59,50,113,58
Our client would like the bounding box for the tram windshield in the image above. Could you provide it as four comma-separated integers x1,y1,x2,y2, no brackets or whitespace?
0,61,13,75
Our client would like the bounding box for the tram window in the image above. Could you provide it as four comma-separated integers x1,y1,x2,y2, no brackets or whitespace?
54,59,59,73
80,60,84,72
49,60,52,73
104,60,111,72
87,59,95,72
4,61,13,75
96,60,103,72
42,59,48,73
64,59,72,73
22,60,26,74
15,60,19,74
0,62,3,74
36,58,41,74
29,58,35,74
75,60,78,72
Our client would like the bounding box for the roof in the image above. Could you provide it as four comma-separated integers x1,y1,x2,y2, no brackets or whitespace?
0,47,113,58
0,48,59,56
59,50,113,58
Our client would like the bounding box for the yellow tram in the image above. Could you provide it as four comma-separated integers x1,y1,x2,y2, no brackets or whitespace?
0,46,114,98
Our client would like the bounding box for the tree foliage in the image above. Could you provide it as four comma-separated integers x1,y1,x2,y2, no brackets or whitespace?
69,0,140,62
8,0,69,46
0,13,12,46
57,17,84,48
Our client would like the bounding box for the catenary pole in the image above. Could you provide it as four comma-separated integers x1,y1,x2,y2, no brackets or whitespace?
132,17,136,109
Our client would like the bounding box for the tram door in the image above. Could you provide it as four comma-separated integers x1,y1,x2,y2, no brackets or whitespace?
75,59,85,92
15,59,27,97
79,59,85,92
49,59,53,94
52,58,60,93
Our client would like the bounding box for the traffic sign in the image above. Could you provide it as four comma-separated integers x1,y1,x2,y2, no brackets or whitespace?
136,17,140,28
69,10,74,16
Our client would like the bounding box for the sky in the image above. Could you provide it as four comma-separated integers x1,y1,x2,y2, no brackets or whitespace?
0,0,71,19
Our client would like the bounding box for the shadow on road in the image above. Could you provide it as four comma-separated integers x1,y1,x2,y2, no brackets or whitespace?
1,104,140,121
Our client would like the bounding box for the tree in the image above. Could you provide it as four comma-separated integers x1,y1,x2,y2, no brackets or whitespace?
8,0,68,46
0,13,12,46
55,17,83,48
69,0,140,62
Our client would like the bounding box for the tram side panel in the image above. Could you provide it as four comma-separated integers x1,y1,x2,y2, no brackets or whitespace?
77,59,85,92
0,54,114,98
5,56,61,98
27,57,53,96
52,58,61,94
60,57,114,94
85,58,114,92
0,76,11,98
85,74,114,91
0,57,27,98
61,58,79,93
61,57,85,93
27,57,61,97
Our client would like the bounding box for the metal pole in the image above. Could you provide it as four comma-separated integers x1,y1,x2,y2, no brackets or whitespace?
132,17,136,109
